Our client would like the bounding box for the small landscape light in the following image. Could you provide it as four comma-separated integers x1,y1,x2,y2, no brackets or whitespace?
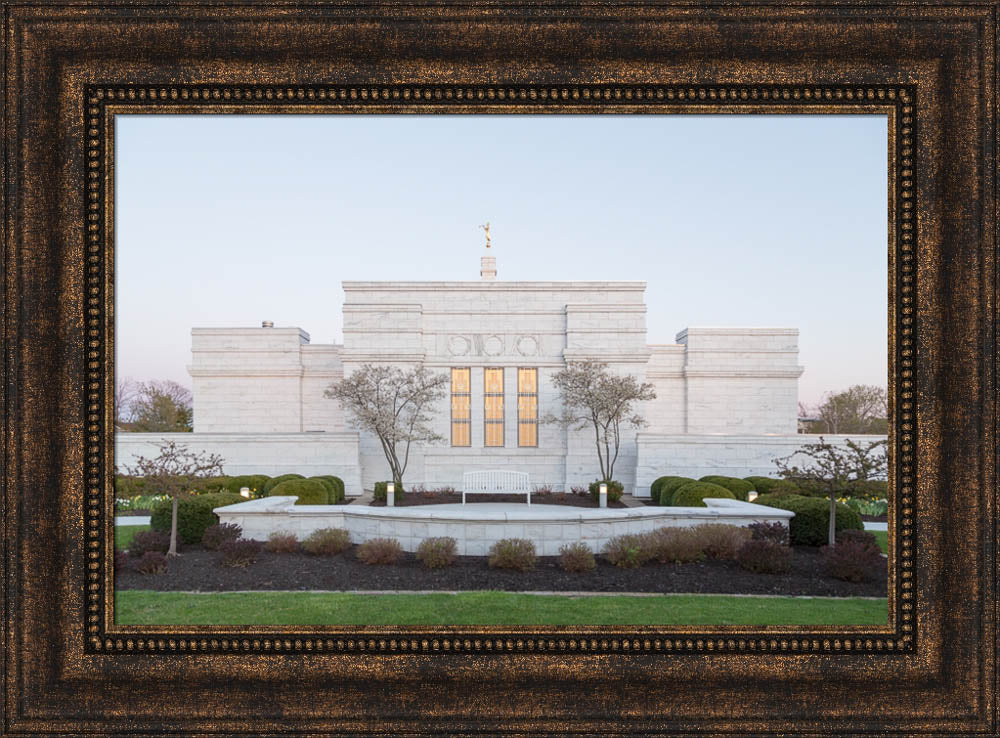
240,487,251,498
748,490,759,502
387,482,395,507
599,482,608,509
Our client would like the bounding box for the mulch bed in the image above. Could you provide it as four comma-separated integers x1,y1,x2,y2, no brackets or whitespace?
861,515,888,523
116,509,154,517
116,544,887,598
369,492,627,509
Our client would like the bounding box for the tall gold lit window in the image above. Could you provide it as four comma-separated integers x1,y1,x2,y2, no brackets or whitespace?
518,368,538,447
451,368,471,447
484,368,505,447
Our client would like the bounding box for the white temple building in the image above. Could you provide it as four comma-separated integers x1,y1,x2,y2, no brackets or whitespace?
117,242,836,498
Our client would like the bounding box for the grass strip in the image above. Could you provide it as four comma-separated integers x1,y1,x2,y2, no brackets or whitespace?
116,590,888,626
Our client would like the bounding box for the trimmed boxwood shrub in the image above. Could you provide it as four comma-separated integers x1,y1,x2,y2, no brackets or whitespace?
699,475,754,501
373,481,405,503
658,476,696,506
270,478,330,505
314,475,346,502
224,474,270,497
670,482,736,507
743,476,774,493
149,492,243,545
115,475,150,499
191,476,232,495
309,476,345,504
588,479,624,504
751,494,863,546
262,473,305,495
650,476,689,504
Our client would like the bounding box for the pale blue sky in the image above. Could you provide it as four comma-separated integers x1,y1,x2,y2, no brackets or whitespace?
116,114,888,407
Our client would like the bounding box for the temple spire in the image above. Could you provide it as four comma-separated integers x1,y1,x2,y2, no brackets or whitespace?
479,222,496,280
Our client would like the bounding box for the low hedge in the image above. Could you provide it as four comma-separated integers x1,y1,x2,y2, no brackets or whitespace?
270,479,330,505
650,476,689,505
698,475,754,501
149,491,243,545
224,474,270,497
670,482,736,507
311,475,345,504
658,476,696,506
262,473,305,495
749,493,863,546
115,475,150,499
190,476,232,495
373,481,404,503
588,479,624,504
743,476,774,493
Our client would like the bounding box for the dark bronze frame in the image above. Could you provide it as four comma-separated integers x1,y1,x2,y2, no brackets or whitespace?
2,3,997,735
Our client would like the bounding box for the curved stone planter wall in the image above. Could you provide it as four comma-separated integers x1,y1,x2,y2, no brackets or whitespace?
215,497,794,556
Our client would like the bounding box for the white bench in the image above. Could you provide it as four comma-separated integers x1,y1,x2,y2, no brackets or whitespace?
461,470,532,505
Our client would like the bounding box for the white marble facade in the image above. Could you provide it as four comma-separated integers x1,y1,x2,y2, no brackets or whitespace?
115,270,826,498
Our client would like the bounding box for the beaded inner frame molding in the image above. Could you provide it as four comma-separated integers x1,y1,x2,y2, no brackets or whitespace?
5,2,997,734
87,84,915,657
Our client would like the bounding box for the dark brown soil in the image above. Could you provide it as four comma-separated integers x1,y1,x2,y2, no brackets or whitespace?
116,544,887,598
370,492,627,508
116,509,153,517
861,515,888,523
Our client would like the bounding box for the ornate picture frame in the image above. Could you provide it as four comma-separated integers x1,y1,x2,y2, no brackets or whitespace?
2,3,997,735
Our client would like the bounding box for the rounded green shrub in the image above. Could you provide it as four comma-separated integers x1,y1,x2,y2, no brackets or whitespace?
262,473,305,495
670,482,736,507
753,495,863,546
743,476,774,493
191,476,232,495
658,476,696,506
224,474,270,497
149,492,243,545
115,475,149,499
588,479,624,504
310,476,345,504
373,481,404,503
270,478,330,505
650,476,689,505
699,475,754,501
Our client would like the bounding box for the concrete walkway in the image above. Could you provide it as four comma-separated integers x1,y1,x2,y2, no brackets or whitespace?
863,521,888,531
116,515,151,526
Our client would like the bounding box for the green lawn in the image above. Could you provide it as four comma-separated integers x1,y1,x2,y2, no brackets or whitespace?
115,524,150,552
115,590,888,626
872,530,888,554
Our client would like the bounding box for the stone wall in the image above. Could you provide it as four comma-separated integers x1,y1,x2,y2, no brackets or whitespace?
634,432,889,497
215,496,795,556
115,432,363,494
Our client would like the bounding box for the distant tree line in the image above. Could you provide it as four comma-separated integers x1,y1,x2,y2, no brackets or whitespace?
799,384,887,435
116,378,193,432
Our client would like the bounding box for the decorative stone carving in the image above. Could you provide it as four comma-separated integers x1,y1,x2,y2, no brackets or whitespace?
448,335,471,356
515,335,538,356
482,335,504,356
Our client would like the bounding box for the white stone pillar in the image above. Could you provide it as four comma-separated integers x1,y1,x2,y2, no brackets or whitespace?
480,253,496,281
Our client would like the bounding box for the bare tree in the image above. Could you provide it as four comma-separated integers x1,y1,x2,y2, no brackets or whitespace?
773,437,888,546
544,362,656,482
124,440,224,556
325,364,448,487
124,380,194,432
815,385,888,435
115,376,139,427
